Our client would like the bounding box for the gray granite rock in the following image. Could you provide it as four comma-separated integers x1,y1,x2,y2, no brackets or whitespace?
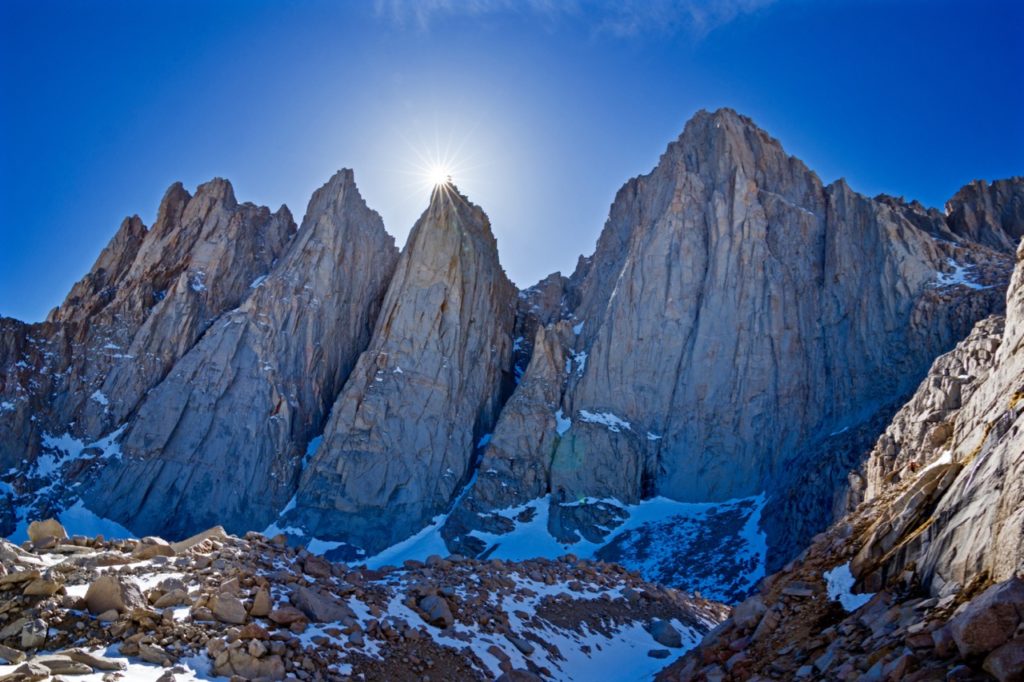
83,170,397,538
290,184,516,555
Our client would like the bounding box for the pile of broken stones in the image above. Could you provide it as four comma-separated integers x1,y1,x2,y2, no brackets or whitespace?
0,518,726,681
658,510,1024,681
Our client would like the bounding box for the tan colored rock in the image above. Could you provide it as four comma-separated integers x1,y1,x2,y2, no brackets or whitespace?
4,661,51,682
267,606,307,625
22,576,62,597
0,644,26,664
26,519,67,543
132,537,174,559
984,637,1024,682
58,648,127,671
20,619,46,649
138,642,172,665
249,588,272,617
209,593,247,625
418,594,454,628
33,654,92,675
949,579,1024,657
165,526,227,554
0,617,29,639
153,589,189,608
84,575,146,615
289,585,355,623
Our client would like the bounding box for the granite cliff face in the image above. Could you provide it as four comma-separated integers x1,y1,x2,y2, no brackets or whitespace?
444,109,1015,569
0,180,295,471
83,171,398,538
664,238,1024,681
0,110,1020,593
286,184,517,556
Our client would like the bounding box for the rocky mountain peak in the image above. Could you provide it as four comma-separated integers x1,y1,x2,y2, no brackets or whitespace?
81,168,399,539
945,176,1024,251
288,183,517,556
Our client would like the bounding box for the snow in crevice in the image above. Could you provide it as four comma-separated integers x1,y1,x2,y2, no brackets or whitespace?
554,408,572,436
578,409,631,433
824,562,873,611
935,257,990,290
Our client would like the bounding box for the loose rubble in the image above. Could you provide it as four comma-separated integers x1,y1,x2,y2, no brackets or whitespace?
0,519,726,681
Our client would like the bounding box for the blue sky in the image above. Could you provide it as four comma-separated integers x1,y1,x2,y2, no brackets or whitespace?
1,0,1022,322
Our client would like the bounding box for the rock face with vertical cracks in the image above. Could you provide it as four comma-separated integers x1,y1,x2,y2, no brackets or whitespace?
288,184,516,556
445,109,1015,568
0,179,296,471
85,171,398,537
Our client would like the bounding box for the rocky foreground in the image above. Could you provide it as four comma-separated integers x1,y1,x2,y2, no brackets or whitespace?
0,520,725,682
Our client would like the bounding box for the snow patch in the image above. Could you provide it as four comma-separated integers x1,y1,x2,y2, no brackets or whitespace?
935,258,989,291
554,409,571,436
579,410,631,433
249,274,268,288
90,389,110,406
825,562,873,611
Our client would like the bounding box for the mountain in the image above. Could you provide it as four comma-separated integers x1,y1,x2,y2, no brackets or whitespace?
663,237,1024,681
286,183,517,556
1,109,1020,604
83,170,398,538
442,109,1017,572
1,180,295,472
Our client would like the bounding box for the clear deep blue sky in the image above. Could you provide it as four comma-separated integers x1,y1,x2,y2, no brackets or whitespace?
1,0,1022,322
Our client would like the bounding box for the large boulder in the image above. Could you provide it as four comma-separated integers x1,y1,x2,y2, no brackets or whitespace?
289,586,355,623
84,575,146,615
949,579,1024,657
418,594,454,629
26,519,67,544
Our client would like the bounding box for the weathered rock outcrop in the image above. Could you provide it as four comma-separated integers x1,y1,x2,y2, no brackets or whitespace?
288,184,517,555
446,108,1014,567
0,179,296,470
946,177,1024,252
81,170,398,538
663,238,1024,682
851,237,1024,597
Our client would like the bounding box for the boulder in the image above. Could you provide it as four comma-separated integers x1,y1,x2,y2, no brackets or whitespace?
290,585,354,623
0,643,26,664
250,587,272,617
20,619,46,649
984,637,1024,682
85,575,146,614
418,594,454,628
26,519,67,543
732,595,767,630
4,662,51,682
210,593,247,624
33,654,92,675
268,606,308,625
58,648,127,671
650,619,684,648
949,578,1024,656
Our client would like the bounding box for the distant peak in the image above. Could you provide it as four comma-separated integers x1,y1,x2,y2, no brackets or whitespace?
194,177,237,207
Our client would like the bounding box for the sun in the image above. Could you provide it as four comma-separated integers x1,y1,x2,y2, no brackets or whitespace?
427,164,452,187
